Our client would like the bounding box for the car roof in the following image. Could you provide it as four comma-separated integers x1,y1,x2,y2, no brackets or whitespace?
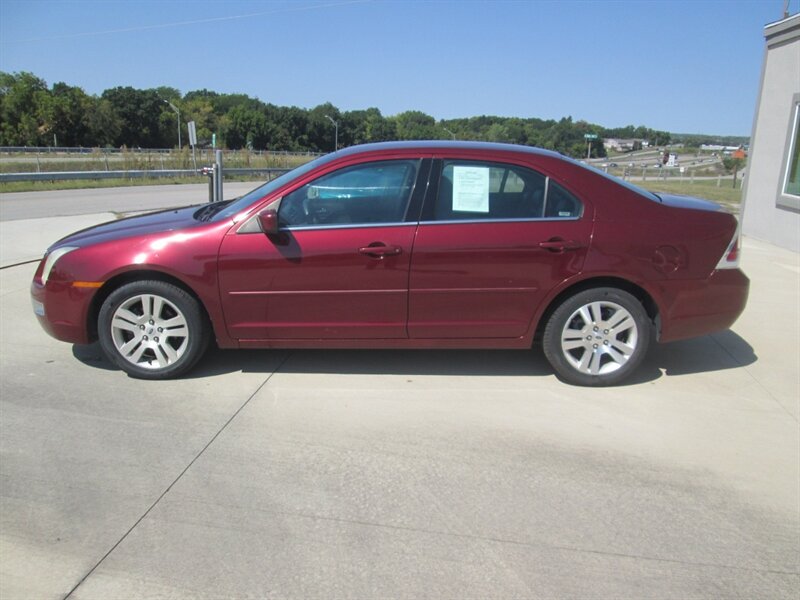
331,140,565,160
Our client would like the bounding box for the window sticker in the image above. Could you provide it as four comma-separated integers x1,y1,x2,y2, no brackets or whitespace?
452,166,490,213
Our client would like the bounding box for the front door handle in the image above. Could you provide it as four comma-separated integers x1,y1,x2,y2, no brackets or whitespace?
538,239,583,253
358,244,403,258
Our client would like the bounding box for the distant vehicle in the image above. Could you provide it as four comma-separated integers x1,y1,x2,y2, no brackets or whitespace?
31,141,748,386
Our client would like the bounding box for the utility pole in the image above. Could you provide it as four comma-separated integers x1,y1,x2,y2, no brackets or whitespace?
325,115,339,151
163,100,181,150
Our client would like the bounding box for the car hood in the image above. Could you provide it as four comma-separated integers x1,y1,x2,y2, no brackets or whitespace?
49,205,205,251
657,193,721,212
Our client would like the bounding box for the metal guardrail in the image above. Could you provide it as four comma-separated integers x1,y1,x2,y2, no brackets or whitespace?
0,167,291,183
0,146,324,158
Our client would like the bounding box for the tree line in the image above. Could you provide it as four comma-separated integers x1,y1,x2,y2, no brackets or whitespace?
0,71,673,158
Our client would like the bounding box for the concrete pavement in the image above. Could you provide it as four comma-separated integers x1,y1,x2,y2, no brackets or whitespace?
0,195,797,598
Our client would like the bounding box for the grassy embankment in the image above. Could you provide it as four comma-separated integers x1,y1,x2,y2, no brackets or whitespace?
637,179,742,213
0,149,314,193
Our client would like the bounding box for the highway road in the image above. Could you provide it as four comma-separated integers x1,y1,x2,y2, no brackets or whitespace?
0,181,263,221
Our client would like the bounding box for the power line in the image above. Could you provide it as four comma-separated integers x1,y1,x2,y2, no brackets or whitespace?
2,0,371,45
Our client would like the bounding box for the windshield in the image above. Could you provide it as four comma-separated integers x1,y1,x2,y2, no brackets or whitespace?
208,153,336,222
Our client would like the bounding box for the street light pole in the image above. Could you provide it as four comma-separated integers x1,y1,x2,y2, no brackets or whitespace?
164,100,181,150
443,127,456,140
325,115,338,151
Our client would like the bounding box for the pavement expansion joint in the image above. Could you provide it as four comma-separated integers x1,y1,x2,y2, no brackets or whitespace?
60,351,293,600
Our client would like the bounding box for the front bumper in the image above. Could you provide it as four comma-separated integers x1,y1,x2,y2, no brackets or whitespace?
31,276,96,345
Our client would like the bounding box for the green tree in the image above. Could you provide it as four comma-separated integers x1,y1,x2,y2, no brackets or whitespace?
307,103,341,151
223,106,269,149
363,108,396,142
722,156,745,188
0,71,49,145
37,82,93,146
181,97,217,146
85,98,122,147
393,110,438,140
101,86,170,147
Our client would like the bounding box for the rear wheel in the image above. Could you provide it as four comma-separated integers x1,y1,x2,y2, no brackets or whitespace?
542,287,651,386
98,280,209,379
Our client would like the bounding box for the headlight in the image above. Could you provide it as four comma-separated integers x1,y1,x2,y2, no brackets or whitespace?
41,246,79,284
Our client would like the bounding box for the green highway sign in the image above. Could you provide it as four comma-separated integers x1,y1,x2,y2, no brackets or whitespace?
584,134,598,140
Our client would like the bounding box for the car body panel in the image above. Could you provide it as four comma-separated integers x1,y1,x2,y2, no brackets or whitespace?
408,219,593,338
217,224,416,339
32,216,237,348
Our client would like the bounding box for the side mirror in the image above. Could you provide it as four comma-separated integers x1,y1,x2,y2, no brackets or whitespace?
257,209,279,235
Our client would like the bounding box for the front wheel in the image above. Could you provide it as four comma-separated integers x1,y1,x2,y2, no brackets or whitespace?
542,287,651,386
98,280,209,379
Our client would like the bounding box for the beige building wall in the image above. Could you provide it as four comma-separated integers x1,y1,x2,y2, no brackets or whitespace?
741,14,800,253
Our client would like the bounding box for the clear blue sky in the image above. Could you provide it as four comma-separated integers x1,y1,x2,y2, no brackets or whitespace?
1,0,797,136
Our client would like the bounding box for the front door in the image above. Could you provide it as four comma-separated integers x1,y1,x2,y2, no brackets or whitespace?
218,159,425,340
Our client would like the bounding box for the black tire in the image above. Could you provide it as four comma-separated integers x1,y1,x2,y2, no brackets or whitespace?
98,280,209,380
542,287,651,387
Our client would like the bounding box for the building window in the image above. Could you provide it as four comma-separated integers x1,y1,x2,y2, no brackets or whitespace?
783,101,800,198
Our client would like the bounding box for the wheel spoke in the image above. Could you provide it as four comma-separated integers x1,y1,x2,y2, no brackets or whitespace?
588,349,603,374
606,345,628,364
605,310,631,331
128,343,147,363
153,344,170,368
577,348,592,372
610,340,635,357
163,325,188,340
588,302,603,324
112,318,138,333
578,306,593,327
115,307,140,325
151,295,165,320
118,336,141,356
160,341,179,364
562,339,588,351
161,314,187,330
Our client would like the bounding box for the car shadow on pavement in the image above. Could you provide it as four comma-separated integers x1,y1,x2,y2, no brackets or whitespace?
72,330,756,385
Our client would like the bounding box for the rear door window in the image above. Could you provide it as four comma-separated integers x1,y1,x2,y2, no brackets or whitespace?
426,161,582,221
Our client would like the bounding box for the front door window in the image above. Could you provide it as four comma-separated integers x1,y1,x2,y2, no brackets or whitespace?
279,160,419,228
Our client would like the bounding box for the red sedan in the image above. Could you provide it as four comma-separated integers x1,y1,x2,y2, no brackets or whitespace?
31,142,748,386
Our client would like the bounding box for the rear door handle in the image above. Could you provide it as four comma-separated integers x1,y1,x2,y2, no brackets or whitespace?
538,239,583,253
358,244,403,258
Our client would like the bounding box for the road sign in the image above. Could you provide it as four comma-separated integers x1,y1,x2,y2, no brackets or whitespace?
584,134,598,140
187,121,197,147
212,133,216,149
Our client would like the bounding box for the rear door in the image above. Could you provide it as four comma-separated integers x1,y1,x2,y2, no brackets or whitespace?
408,159,593,339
